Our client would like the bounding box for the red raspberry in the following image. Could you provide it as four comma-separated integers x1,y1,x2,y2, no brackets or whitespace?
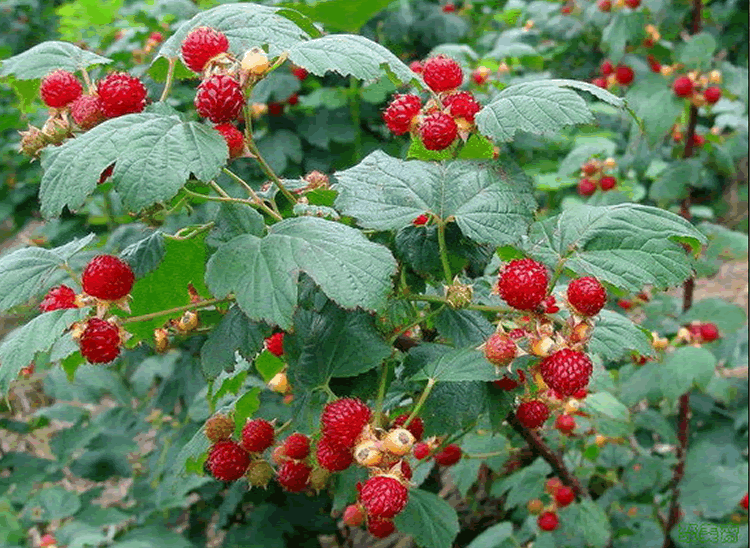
195,74,244,124
241,418,275,452
343,504,365,526
484,333,517,367
359,475,409,519
542,295,560,313
40,284,77,312
204,414,235,442
214,123,244,158
618,298,634,310
181,26,229,73
82,255,134,301
600,60,614,76
593,77,608,89
554,485,575,507
516,400,550,429
567,276,607,316
98,164,115,186
391,414,425,441
741,493,748,510
648,55,661,72
442,2,456,12
419,112,458,151
493,375,519,390
292,66,309,81
673,76,694,98
704,86,722,104
509,329,527,340
40,534,56,547
413,442,430,460
555,414,576,434
443,91,481,122
70,95,104,130
540,349,593,396
400,460,413,481
282,433,310,460
692,134,706,147
561,4,573,14
625,0,640,8
412,214,429,226
149,31,163,43
79,318,121,364
598,0,611,11
545,477,563,494
599,176,617,191
320,398,372,448
573,388,588,399
97,72,148,118
472,68,489,85
433,444,462,466
287,93,299,106
699,322,719,342
497,258,549,311
40,70,82,108
538,511,559,531
615,65,634,86
409,61,423,74
316,436,354,471
383,94,422,135
368,517,395,538
265,332,285,357
581,161,598,176
422,55,463,92
277,460,312,492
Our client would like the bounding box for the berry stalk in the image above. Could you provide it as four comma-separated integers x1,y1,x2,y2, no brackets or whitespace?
436,222,453,284
120,296,231,324
221,167,283,221
159,57,177,102
404,377,436,428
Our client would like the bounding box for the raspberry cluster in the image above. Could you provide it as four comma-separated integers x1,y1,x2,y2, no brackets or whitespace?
597,0,639,12
526,477,578,531
383,56,483,151
592,59,634,89
486,260,605,431
577,157,619,196
671,70,723,107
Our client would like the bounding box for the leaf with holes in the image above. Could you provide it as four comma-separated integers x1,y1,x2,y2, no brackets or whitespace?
334,151,536,246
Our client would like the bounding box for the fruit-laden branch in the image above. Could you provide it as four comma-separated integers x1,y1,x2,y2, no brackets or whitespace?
506,411,589,499
663,0,703,545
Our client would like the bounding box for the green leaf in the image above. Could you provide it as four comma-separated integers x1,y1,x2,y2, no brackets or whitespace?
40,112,227,218
589,310,654,361
489,39,540,59
649,160,701,203
571,500,611,548
626,78,682,146
466,522,513,548
602,12,629,61
680,298,747,336
232,388,261,434
127,235,210,342
25,487,81,521
529,204,706,292
407,135,456,162
660,346,716,401
120,231,166,278
255,351,285,382
422,381,486,437
201,307,271,380
393,489,459,548
491,458,550,508
476,80,623,143
583,392,629,422
285,303,391,387
435,308,495,348
407,347,496,382
207,203,266,248
622,455,672,496
156,3,310,61
288,34,421,87
677,32,717,71
278,0,394,33
0,308,87,395
0,41,111,80
334,151,536,246
457,134,496,160
619,362,663,406
205,217,397,330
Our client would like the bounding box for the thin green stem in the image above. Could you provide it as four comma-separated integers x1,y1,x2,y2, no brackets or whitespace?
404,377,436,427
402,293,448,305
373,362,391,429
209,180,231,198
402,293,510,314
164,222,214,241
183,187,254,206
465,450,506,459
349,77,362,162
159,57,177,102
436,222,453,284
79,68,93,95
321,384,337,401
222,167,283,221
121,297,231,325
388,304,446,345
247,138,298,205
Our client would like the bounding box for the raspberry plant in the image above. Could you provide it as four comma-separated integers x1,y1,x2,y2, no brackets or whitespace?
0,1,747,548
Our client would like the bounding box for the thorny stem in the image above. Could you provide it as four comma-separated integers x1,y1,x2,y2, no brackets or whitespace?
404,377,436,428
159,57,176,102
663,1,702,544
121,297,232,325
436,222,453,284
222,167,284,221
506,410,590,499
